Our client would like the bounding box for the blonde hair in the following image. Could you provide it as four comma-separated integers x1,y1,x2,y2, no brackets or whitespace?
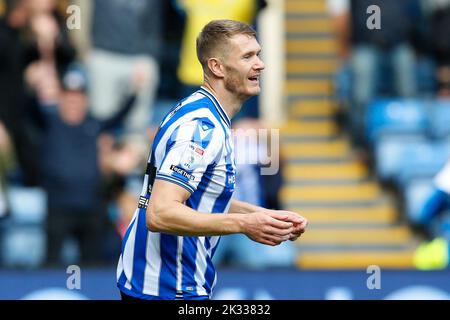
196,19,256,72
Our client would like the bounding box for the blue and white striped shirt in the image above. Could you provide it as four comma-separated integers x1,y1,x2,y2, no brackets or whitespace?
117,87,236,299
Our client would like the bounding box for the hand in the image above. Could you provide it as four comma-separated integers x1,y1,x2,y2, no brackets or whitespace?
0,122,12,152
263,209,308,241
131,60,151,93
241,211,295,246
31,14,59,55
111,144,141,175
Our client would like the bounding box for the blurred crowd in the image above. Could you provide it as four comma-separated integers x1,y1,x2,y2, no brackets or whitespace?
2,0,449,271
0,0,289,269
328,0,450,268
329,0,439,142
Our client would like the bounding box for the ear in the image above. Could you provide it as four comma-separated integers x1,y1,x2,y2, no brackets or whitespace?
207,58,225,78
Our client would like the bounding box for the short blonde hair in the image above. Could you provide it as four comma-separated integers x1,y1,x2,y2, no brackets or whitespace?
196,19,257,72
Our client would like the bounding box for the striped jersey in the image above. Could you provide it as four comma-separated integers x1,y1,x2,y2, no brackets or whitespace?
116,87,236,300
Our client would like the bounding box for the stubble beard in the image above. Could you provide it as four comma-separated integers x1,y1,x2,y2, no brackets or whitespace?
224,68,254,102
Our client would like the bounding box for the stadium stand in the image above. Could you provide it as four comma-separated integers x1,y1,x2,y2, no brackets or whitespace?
282,0,419,269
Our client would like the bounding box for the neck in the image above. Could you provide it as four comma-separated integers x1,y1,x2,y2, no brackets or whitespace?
202,80,246,120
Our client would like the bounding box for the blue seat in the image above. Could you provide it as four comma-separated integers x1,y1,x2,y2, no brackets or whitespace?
397,140,450,186
375,136,450,183
403,178,435,224
0,187,47,267
7,186,47,224
366,98,428,144
429,99,450,139
375,135,427,182
1,226,46,268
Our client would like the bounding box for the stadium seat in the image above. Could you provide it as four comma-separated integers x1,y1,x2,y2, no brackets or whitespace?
0,187,47,267
403,178,435,224
366,98,428,144
416,56,437,95
1,226,46,268
375,136,450,183
7,186,47,224
429,99,450,139
398,140,450,186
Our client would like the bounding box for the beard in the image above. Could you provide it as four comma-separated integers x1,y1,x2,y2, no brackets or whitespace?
223,66,254,101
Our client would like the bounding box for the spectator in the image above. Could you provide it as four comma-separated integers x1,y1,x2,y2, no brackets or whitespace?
97,133,142,239
0,0,76,185
87,0,162,157
0,0,38,185
414,159,450,230
25,63,141,266
421,0,450,96
328,0,420,146
27,0,77,77
413,158,450,270
0,121,15,219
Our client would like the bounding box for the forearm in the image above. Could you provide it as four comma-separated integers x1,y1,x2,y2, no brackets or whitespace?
229,199,264,214
147,200,246,236
100,95,137,131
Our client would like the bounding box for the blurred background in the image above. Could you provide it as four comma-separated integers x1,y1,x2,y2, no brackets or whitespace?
0,0,449,300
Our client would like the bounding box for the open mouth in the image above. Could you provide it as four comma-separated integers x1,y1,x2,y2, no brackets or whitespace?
248,75,260,83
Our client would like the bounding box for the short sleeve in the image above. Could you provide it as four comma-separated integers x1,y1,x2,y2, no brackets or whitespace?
155,117,222,194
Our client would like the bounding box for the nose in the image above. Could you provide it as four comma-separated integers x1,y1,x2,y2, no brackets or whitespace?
255,56,265,71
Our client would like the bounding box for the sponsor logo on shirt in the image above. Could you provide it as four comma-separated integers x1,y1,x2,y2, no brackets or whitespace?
138,196,149,209
187,143,205,156
195,147,204,156
180,143,205,170
170,165,195,181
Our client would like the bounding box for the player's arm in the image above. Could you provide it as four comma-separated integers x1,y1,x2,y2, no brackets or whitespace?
146,179,296,246
229,199,262,214
230,199,308,241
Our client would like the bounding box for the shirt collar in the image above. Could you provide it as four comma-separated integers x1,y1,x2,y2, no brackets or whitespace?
199,86,231,128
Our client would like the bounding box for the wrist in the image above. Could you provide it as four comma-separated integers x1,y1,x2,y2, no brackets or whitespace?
229,214,247,234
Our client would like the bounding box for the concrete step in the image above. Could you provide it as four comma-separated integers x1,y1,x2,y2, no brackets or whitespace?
296,250,415,269
296,225,413,246
290,99,338,117
282,137,350,159
286,17,333,33
287,205,398,225
281,182,382,203
286,79,333,95
286,38,337,54
286,58,339,75
284,161,368,181
285,0,327,14
280,120,338,138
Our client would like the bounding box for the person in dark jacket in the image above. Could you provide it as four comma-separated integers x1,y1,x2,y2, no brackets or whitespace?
0,0,77,185
26,63,140,266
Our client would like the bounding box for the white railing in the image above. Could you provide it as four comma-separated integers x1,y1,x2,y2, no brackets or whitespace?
259,0,286,125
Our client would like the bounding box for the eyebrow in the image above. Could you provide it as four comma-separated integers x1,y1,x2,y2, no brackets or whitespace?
243,48,262,56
